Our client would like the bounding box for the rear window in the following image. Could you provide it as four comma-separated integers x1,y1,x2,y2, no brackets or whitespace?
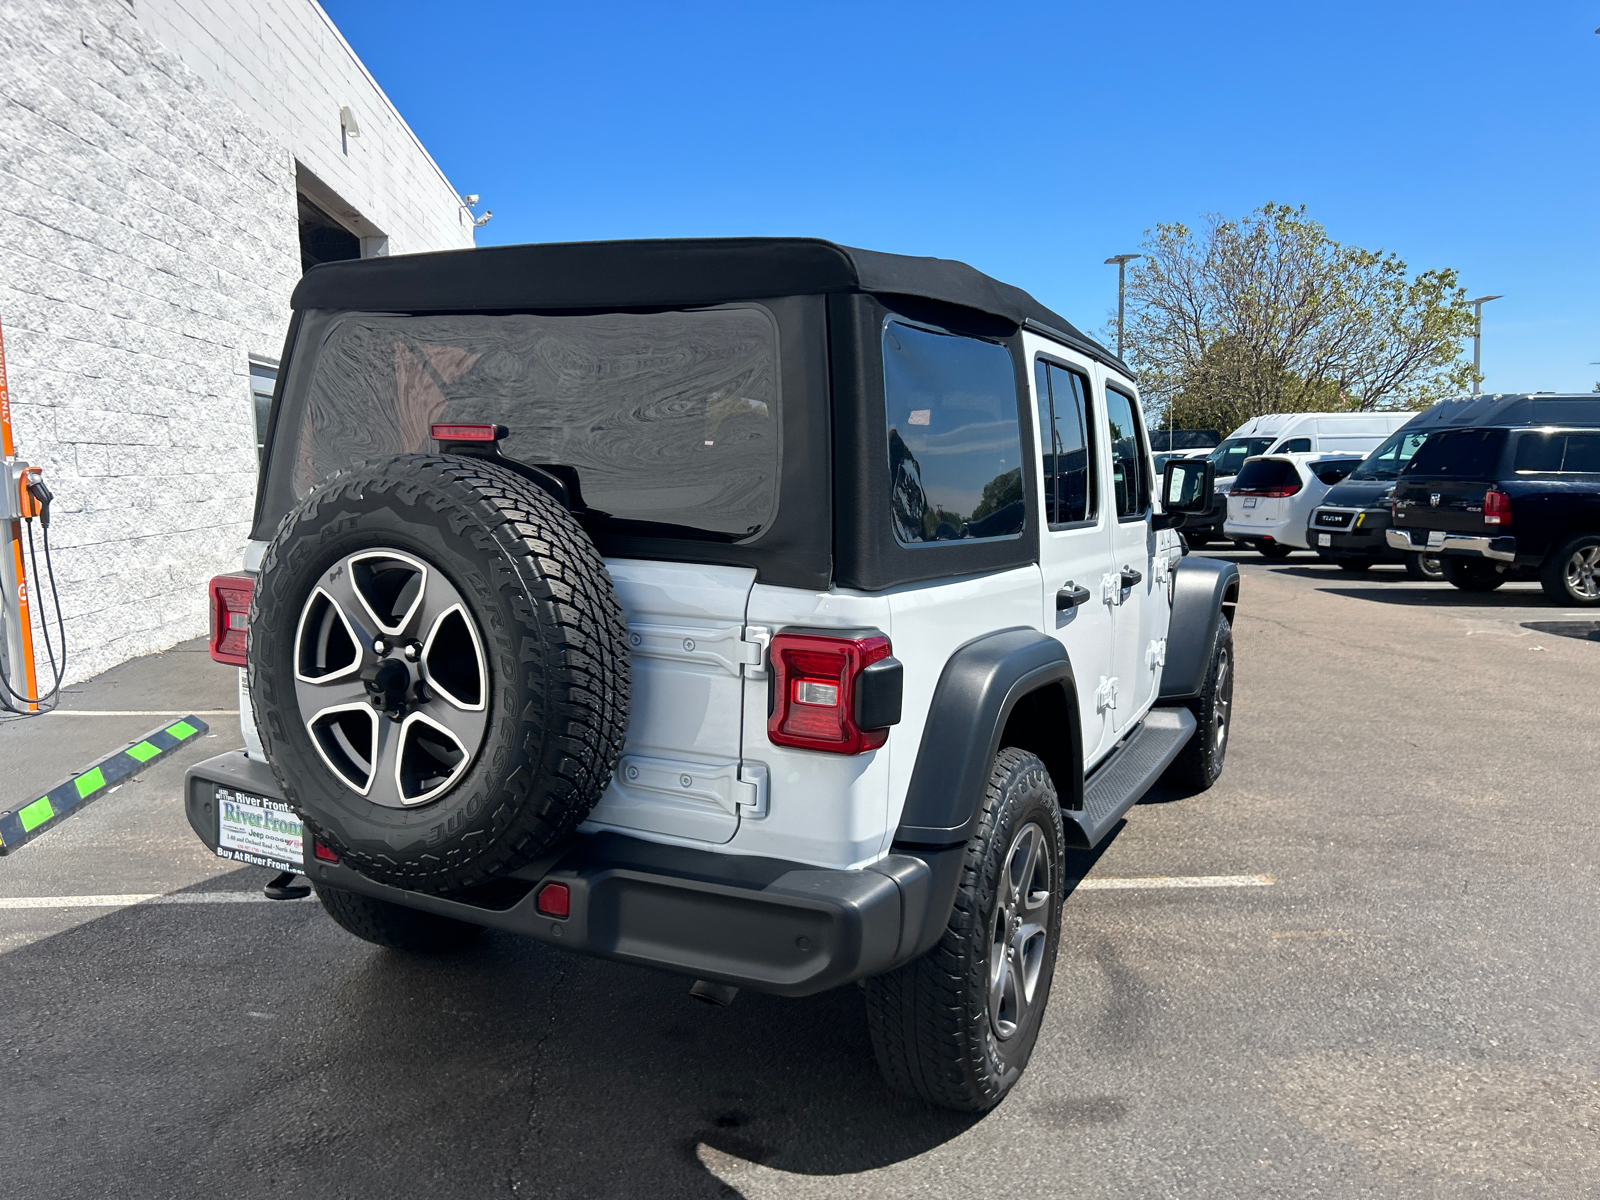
1311,459,1361,485
884,321,1024,544
1402,428,1506,479
1514,431,1600,474
1233,459,1300,491
277,307,779,542
1209,436,1276,476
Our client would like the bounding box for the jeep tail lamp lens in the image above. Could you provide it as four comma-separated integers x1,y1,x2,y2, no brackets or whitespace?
430,423,499,441
768,633,896,755
208,573,256,666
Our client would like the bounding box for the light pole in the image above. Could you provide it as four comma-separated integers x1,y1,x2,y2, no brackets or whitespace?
1467,294,1503,395
1104,254,1142,359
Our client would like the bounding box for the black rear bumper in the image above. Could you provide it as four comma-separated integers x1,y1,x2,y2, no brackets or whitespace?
185,751,960,997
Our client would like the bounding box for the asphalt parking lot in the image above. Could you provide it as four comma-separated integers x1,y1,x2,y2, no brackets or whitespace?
2,552,1597,1199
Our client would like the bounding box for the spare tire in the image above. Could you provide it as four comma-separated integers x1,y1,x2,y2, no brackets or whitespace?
248,454,630,894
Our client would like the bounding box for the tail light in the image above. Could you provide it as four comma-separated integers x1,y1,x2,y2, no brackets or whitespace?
208,573,256,665
1484,488,1512,526
767,632,902,755
430,423,500,442
1232,483,1302,498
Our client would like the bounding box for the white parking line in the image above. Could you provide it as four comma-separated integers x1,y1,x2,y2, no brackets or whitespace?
1075,874,1275,890
0,892,274,910
0,874,1277,912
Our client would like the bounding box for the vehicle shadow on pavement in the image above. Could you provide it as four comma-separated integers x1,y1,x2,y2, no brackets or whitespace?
1315,585,1550,607
0,869,992,1200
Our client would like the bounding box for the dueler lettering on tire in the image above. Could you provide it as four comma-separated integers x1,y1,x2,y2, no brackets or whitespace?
249,454,631,895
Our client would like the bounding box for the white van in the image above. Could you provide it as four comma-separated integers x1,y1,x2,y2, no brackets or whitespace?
1211,412,1415,479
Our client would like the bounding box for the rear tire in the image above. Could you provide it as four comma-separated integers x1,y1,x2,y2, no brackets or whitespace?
1441,556,1506,593
862,748,1064,1112
1405,551,1444,581
1163,616,1233,792
315,884,484,952
1259,543,1293,559
1539,534,1600,606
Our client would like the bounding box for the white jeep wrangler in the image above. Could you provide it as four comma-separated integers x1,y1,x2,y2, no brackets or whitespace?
187,238,1238,1112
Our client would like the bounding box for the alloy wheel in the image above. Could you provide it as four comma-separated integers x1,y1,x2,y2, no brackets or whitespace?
292,549,489,807
1212,644,1232,757
988,821,1052,1041
1564,546,1600,600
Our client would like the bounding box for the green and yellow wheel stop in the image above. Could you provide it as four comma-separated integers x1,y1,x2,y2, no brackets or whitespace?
0,716,209,854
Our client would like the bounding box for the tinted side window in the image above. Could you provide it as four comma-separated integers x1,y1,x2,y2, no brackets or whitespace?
884,321,1025,544
1033,360,1096,525
1514,432,1565,474
1277,437,1312,453
1104,386,1148,518
1563,433,1600,473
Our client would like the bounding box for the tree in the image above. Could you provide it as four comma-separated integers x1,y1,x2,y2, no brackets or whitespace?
1115,204,1477,432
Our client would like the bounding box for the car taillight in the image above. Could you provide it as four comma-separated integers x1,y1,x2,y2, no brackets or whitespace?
430,423,499,441
767,632,901,755
1232,484,1301,498
208,573,255,666
1484,488,1512,526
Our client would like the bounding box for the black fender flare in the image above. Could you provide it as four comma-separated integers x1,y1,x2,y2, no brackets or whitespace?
1158,556,1240,702
893,627,1077,849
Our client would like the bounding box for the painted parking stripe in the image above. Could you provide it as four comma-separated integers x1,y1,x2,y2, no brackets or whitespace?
1076,874,1275,890
0,892,282,910
0,875,1278,912
0,716,210,854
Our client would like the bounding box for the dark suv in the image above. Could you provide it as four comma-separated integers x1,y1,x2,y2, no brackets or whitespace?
1387,400,1600,602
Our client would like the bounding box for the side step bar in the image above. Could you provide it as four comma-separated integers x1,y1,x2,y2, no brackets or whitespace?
1067,706,1197,848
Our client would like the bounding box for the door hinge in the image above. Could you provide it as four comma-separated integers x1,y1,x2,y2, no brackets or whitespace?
1100,573,1121,605
735,761,769,817
1095,675,1120,712
1145,638,1167,670
626,622,768,678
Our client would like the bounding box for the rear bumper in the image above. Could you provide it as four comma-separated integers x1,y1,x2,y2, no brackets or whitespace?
1225,524,1306,550
185,751,960,997
1385,529,1517,562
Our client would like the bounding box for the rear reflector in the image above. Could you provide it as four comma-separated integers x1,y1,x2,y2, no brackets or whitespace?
208,573,255,666
313,841,339,863
430,423,499,442
536,882,571,919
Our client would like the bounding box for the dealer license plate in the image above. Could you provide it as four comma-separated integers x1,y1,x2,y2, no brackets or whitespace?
1242,497,1257,508
216,788,304,872
1318,533,1331,547
1427,530,1446,549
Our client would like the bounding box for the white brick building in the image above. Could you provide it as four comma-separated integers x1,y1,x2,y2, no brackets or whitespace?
0,0,476,688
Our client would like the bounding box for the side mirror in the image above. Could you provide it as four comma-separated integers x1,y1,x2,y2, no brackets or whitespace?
1154,458,1215,529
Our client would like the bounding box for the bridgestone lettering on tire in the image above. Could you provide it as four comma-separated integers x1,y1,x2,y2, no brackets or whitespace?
249,454,630,895
862,747,1064,1112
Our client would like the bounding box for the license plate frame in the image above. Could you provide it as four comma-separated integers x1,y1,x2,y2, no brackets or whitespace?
215,787,304,873
1242,497,1258,509
1317,533,1331,547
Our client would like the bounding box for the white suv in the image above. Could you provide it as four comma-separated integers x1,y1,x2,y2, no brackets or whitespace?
1224,453,1363,557
187,238,1239,1112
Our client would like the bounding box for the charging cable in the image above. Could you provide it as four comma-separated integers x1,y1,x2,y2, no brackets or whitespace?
0,476,67,716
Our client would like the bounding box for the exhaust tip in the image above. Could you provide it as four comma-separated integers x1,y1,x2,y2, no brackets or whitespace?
689,979,739,1007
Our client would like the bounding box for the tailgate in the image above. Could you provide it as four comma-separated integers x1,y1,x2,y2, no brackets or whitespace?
1393,479,1493,535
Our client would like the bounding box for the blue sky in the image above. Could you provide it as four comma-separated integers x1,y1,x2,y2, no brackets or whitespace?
324,1,1598,394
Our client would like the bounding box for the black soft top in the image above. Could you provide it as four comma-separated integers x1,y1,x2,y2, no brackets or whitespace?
290,237,1123,371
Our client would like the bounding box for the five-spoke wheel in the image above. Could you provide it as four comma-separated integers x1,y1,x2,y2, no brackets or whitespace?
988,821,1052,1041
293,549,488,807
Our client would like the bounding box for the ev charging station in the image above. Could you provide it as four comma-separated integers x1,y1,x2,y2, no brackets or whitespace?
0,319,53,714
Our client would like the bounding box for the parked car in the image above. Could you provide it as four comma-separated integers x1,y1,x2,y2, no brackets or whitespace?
1225,453,1364,557
1388,420,1600,603
1184,411,1414,549
184,237,1239,1113
1310,428,1441,577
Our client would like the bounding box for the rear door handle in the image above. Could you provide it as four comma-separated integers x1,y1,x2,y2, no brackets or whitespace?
1120,567,1143,588
1056,583,1092,611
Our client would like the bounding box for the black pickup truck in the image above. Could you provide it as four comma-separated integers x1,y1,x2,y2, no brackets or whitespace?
1387,421,1600,603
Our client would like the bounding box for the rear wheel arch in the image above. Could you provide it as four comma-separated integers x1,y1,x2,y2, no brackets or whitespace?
997,680,1082,812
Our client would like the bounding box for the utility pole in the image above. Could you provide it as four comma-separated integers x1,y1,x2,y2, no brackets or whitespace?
1467,294,1503,395
1104,254,1142,359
